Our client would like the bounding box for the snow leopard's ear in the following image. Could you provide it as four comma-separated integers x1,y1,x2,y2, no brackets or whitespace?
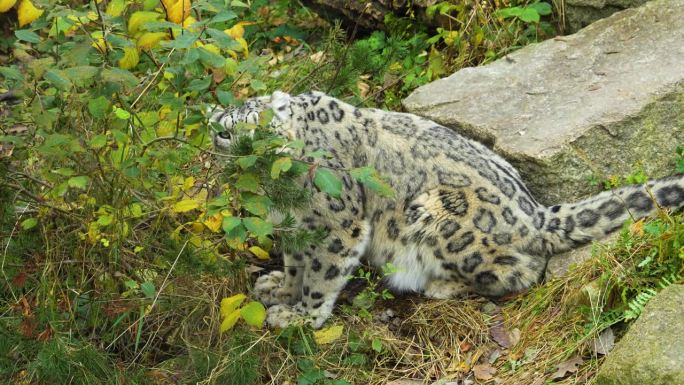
270,91,291,123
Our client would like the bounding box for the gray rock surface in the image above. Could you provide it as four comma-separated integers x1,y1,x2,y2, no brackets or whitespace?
403,0,684,206
564,0,649,33
595,284,684,385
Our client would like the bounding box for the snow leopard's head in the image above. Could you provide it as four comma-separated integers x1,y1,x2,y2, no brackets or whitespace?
207,91,293,152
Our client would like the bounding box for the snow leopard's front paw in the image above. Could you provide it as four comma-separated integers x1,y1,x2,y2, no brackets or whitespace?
265,304,309,328
253,271,296,306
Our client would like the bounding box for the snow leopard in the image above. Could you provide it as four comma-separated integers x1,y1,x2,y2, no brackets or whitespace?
208,90,684,328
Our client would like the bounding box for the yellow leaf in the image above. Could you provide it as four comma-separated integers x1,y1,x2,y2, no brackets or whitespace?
188,234,202,247
190,222,204,233
118,46,139,69
249,246,270,260
203,213,223,233
163,0,191,24
235,37,249,56
0,0,17,13
66,13,95,26
106,0,127,17
137,32,168,50
173,199,199,213
183,176,195,191
314,325,344,345
226,237,247,251
220,294,246,318
224,22,254,39
17,0,43,27
199,43,220,56
90,31,111,53
128,11,163,36
171,224,183,241
219,309,241,333
182,15,197,27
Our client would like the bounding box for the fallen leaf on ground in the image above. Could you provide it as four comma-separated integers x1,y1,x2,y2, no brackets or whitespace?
313,324,344,345
591,327,615,355
551,356,584,379
472,363,496,381
489,317,519,348
488,348,502,364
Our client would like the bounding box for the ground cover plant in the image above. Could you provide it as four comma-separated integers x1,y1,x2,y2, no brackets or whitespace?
1,0,682,384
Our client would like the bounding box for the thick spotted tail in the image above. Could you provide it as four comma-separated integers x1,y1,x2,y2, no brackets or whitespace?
541,174,684,255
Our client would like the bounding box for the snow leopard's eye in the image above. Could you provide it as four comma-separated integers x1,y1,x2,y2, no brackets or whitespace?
217,131,232,139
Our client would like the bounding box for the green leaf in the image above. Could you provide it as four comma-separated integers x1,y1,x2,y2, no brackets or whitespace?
21,218,38,230
15,30,41,43
53,168,74,176
313,168,342,198
198,47,226,68
89,134,108,149
209,10,238,24
187,77,212,92
206,28,236,49
114,107,131,120
226,223,247,244
182,47,200,65
222,216,242,233
519,8,540,23
350,167,395,198
241,194,272,217
371,338,383,353
64,66,99,87
140,281,156,299
101,68,139,88
239,301,266,327
44,69,73,91
285,140,305,150
0,66,24,81
270,157,292,179
495,6,523,19
236,155,258,169
130,203,143,217
164,31,200,49
243,217,273,237
528,2,552,16
68,176,89,189
98,214,113,226
88,96,111,119
251,79,267,92
217,90,235,105
236,173,260,193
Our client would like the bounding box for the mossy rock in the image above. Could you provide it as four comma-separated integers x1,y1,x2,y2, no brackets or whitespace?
596,284,684,385
403,0,684,206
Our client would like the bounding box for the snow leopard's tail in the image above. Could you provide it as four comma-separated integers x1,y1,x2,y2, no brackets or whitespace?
540,174,684,255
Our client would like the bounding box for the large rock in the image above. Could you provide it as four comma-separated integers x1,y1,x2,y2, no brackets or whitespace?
564,0,649,33
403,0,684,206
595,284,684,385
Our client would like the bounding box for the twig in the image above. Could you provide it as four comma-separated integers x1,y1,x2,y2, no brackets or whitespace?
91,0,110,60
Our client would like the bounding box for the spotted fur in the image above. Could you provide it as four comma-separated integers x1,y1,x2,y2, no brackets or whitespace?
209,91,684,328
